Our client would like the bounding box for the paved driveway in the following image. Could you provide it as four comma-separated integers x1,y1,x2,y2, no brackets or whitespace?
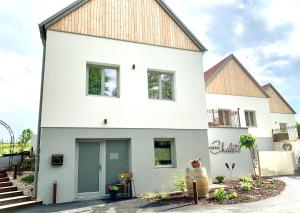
15,176,300,213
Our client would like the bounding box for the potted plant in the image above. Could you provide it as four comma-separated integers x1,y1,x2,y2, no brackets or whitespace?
108,185,119,201
190,158,201,168
118,174,126,184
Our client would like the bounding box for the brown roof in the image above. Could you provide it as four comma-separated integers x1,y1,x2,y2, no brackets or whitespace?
262,83,296,114
204,54,269,98
204,55,231,82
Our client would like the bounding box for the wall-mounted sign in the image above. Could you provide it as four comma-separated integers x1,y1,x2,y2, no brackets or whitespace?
283,143,292,151
209,140,241,155
110,153,119,160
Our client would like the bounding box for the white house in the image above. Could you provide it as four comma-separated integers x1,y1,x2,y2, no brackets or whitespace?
36,0,210,204
204,54,275,177
204,54,298,178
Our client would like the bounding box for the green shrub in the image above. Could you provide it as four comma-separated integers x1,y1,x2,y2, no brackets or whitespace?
239,134,257,149
215,175,225,183
228,192,238,199
240,181,253,191
213,188,238,200
21,174,34,184
266,184,275,189
239,176,253,184
212,188,228,200
160,191,171,200
140,192,158,199
173,172,186,192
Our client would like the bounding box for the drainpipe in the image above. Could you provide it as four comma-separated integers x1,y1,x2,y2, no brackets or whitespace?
237,108,241,127
34,28,47,198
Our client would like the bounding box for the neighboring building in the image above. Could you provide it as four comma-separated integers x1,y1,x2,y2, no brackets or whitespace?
204,54,298,178
204,54,275,177
262,83,297,130
37,0,210,204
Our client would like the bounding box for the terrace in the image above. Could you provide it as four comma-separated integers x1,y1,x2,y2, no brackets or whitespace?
207,109,241,128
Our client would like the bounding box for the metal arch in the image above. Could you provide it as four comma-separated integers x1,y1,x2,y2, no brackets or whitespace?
0,120,15,167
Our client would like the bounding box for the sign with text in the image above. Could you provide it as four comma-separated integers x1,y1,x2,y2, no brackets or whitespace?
209,140,241,155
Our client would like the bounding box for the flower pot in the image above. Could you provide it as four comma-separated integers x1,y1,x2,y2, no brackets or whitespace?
110,191,118,202
192,161,201,168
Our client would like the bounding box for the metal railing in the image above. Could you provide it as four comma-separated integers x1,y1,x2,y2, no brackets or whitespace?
272,125,299,142
207,109,241,128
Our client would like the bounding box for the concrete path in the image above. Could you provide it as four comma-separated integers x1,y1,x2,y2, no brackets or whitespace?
15,176,300,213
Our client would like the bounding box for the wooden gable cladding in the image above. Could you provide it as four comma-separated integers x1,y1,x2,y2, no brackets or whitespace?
265,86,295,114
206,58,267,98
48,0,200,51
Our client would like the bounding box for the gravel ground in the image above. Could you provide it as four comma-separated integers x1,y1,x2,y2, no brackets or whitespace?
14,176,300,213
8,171,33,197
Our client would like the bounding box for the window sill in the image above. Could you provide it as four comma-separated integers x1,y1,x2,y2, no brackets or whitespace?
155,165,176,169
87,94,120,99
148,98,175,102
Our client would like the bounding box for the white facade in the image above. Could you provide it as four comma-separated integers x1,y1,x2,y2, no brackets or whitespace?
270,113,297,129
42,30,208,130
208,128,253,179
206,94,272,138
38,30,210,204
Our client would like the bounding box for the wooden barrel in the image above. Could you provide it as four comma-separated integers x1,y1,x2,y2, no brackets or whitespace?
186,167,209,198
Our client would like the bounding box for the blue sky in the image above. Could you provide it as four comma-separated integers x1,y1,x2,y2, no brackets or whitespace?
0,0,299,140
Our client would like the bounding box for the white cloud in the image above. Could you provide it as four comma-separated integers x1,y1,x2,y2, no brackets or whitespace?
234,22,244,35
0,50,41,113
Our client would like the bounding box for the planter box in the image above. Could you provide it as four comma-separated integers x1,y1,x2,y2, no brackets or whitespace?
273,132,289,142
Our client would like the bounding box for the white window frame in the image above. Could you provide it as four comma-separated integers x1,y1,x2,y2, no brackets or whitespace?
244,110,257,127
279,123,288,132
154,138,176,168
86,64,120,97
147,70,175,101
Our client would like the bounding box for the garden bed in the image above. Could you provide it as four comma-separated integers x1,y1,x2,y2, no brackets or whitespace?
142,178,285,206
8,171,34,197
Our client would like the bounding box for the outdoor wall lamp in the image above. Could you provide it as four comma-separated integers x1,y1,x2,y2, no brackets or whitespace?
132,64,136,70
104,119,108,125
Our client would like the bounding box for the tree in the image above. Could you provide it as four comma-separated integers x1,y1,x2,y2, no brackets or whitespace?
18,129,33,153
239,134,258,176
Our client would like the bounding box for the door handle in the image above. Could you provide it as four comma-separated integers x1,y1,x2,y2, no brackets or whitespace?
99,164,102,171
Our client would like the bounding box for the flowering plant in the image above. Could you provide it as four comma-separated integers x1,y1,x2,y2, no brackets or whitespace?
190,158,201,163
108,185,119,192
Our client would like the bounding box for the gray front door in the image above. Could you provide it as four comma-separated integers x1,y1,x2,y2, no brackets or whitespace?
105,140,129,193
78,142,100,193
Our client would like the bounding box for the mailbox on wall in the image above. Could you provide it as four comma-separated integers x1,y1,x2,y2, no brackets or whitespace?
51,154,64,166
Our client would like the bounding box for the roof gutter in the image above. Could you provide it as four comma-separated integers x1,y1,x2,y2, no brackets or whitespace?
33,37,47,198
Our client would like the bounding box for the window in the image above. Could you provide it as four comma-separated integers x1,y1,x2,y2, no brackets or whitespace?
218,110,231,126
280,123,288,132
154,139,175,167
245,111,257,127
87,64,119,97
148,71,174,100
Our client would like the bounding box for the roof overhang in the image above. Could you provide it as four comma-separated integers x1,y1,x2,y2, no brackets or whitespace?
38,0,207,52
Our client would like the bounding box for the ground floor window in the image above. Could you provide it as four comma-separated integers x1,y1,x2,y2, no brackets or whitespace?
154,139,175,167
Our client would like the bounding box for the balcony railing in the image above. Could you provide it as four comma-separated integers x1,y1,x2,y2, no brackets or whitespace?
272,125,299,142
207,109,241,128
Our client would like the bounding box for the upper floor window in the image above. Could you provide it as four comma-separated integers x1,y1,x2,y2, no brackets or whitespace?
148,71,174,101
279,123,288,132
218,109,231,126
87,64,119,97
245,111,257,127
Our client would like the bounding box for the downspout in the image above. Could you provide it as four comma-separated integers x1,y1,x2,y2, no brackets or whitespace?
34,27,47,198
